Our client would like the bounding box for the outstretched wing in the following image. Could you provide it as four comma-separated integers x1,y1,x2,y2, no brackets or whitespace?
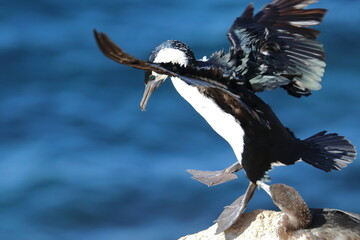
94,30,270,128
93,30,229,90
227,0,326,97
94,30,171,75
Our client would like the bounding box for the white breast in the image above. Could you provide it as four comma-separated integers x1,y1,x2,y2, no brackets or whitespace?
170,77,245,164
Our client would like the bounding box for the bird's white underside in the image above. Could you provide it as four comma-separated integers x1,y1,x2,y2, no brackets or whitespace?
170,77,245,165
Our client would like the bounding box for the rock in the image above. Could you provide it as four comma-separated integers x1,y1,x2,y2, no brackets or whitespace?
179,208,360,240
179,183,360,240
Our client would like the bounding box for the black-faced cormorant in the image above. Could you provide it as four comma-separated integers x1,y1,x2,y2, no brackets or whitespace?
94,0,357,233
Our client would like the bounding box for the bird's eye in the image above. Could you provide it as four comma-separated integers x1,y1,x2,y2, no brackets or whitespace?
149,75,156,81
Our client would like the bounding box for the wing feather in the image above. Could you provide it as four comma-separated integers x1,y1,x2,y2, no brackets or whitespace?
227,0,327,97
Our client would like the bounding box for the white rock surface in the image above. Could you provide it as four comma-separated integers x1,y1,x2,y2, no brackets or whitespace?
179,209,360,240
179,210,282,240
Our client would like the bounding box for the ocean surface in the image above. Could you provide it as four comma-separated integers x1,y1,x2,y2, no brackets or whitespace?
0,0,359,239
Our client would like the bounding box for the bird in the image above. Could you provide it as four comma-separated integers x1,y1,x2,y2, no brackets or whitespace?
93,0,357,234
258,182,360,239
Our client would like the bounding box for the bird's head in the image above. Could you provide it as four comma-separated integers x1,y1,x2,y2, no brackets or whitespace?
140,40,195,111
257,182,312,230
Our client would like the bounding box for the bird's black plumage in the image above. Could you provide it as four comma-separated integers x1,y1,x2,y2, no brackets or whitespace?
93,0,356,234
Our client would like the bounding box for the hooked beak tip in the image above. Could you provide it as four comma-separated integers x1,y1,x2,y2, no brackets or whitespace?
140,100,147,112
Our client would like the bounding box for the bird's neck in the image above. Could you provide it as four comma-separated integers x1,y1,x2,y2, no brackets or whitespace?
279,203,312,231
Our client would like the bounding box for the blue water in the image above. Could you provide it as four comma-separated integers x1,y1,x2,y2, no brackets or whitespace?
0,0,359,239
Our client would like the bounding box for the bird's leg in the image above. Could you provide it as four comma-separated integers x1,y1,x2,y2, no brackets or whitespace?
187,162,243,187
214,181,257,234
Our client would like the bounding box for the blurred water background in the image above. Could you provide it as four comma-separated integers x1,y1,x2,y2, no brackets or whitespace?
0,0,359,239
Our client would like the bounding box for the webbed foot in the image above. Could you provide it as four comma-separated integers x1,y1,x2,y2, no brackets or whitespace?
215,181,257,234
187,162,242,187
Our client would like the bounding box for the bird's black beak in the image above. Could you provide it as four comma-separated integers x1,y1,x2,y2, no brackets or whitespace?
140,80,163,111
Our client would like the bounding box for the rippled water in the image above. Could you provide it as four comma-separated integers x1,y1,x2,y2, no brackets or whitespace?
0,0,359,239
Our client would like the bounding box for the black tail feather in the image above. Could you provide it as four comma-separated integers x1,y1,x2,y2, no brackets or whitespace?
301,131,356,172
